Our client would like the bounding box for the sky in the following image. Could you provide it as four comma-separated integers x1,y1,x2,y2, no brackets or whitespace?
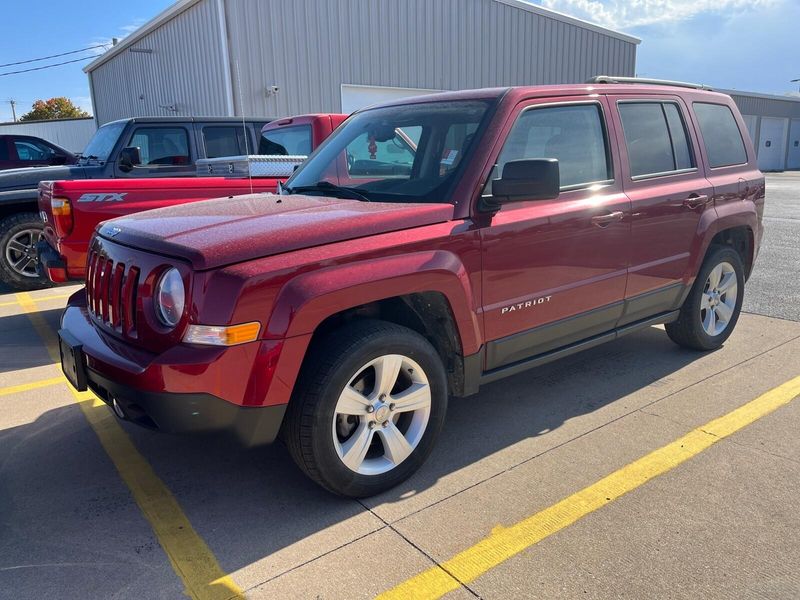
0,0,796,122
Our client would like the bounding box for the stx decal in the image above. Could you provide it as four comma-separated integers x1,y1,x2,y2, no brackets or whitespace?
77,193,127,202
501,296,552,314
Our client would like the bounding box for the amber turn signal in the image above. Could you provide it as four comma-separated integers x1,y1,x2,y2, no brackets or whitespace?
183,322,261,346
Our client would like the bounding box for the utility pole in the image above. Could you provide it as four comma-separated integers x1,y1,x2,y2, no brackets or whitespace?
8,99,17,122
792,78,800,94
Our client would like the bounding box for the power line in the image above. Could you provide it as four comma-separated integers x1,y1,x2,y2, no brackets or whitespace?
0,56,96,77
0,44,108,69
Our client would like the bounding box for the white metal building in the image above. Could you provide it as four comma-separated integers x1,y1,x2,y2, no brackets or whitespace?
726,90,800,172
0,117,96,153
84,0,639,124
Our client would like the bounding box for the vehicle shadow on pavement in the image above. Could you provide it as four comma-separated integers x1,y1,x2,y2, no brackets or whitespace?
0,325,709,592
0,308,63,373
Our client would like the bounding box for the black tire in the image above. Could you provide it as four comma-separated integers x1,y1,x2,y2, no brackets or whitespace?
283,319,448,498
0,212,50,291
666,246,745,351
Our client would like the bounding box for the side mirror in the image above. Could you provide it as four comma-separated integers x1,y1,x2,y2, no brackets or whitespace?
119,146,142,172
51,153,69,165
490,159,560,208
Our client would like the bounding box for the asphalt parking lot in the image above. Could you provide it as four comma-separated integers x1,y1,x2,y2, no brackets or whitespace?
1,173,799,600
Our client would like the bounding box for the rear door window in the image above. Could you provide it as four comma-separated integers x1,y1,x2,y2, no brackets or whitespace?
495,103,612,189
259,125,312,155
202,126,250,158
128,127,190,166
618,102,695,178
693,102,748,168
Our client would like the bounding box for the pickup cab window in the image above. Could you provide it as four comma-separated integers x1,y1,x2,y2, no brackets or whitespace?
203,126,251,158
494,103,611,189
129,127,190,166
284,100,491,203
259,125,312,155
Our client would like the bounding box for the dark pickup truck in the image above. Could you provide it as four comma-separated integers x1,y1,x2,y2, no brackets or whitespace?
0,116,269,289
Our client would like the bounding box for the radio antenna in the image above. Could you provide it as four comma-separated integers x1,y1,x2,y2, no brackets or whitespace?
235,60,254,195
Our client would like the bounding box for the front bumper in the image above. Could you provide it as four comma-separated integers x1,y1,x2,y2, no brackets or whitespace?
60,290,287,446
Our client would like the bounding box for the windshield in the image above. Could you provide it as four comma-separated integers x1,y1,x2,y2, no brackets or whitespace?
284,100,493,203
80,121,126,163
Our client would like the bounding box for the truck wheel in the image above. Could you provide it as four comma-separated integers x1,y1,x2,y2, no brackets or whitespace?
666,246,744,351
284,320,447,498
0,213,50,291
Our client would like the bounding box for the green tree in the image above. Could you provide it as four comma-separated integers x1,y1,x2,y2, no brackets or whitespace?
19,97,90,121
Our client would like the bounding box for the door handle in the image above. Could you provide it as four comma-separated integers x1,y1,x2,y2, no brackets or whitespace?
591,211,624,227
683,194,710,210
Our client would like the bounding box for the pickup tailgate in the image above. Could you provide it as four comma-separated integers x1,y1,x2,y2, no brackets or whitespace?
38,176,282,280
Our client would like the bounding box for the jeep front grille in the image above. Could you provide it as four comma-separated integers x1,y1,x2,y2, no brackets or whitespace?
86,249,139,336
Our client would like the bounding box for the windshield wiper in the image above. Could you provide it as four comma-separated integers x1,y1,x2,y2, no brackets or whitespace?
285,180,370,202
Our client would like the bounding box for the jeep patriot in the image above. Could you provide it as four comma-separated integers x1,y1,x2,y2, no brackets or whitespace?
58,78,764,497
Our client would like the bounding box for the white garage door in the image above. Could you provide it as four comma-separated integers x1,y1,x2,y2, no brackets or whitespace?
757,117,788,171
788,119,800,170
340,84,444,114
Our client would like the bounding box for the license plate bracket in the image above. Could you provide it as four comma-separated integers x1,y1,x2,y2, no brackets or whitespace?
59,329,88,391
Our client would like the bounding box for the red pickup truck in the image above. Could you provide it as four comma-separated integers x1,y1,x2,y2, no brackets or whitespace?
37,114,346,283
58,80,764,497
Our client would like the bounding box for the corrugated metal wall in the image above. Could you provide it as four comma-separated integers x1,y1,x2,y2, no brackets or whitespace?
88,0,637,123
89,0,229,124
223,0,637,117
730,94,800,119
0,118,96,153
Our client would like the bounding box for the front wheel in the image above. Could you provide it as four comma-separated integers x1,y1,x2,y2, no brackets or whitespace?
283,320,447,498
0,212,51,290
666,246,744,351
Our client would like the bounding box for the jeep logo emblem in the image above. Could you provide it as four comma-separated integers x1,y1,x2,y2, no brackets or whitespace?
77,193,127,202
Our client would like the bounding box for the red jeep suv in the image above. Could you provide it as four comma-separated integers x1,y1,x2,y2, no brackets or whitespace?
58,78,764,497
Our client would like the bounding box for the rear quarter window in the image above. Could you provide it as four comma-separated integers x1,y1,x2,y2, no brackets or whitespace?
693,102,748,168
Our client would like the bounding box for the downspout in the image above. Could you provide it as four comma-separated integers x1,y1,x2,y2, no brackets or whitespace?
216,0,235,116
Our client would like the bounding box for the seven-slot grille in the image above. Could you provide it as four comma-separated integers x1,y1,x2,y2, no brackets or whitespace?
86,249,139,335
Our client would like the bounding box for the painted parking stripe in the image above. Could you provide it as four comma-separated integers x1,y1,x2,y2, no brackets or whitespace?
0,292,72,308
0,376,63,397
15,292,243,600
379,374,800,600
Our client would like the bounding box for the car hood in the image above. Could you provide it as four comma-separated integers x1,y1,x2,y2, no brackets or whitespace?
0,164,87,191
99,193,455,270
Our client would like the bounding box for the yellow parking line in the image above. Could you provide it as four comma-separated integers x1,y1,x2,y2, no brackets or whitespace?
379,374,800,600
0,292,72,308
15,292,243,600
0,376,63,397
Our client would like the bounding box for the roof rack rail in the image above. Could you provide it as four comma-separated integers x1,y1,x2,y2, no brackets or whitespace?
587,75,713,91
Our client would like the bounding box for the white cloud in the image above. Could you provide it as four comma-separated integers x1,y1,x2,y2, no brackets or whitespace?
539,0,778,28
89,18,147,56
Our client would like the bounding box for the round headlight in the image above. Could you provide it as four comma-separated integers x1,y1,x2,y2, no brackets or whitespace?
155,268,185,328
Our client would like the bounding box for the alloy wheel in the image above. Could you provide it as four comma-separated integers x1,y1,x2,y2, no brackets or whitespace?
700,261,738,336
332,354,431,476
5,228,42,278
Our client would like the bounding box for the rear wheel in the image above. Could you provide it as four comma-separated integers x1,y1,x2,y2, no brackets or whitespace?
0,212,50,290
666,246,744,351
283,320,447,497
